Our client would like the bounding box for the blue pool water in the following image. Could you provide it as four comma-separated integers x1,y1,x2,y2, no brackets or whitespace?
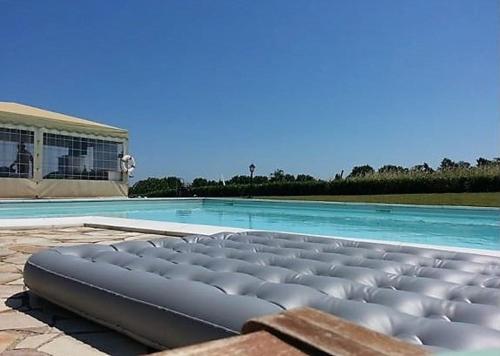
0,198,499,250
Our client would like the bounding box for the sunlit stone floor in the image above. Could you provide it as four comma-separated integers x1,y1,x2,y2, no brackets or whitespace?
0,226,170,355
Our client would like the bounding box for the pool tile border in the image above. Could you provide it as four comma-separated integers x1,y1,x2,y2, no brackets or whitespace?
0,216,498,257
0,197,498,210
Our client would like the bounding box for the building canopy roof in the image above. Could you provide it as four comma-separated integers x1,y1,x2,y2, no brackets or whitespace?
0,102,128,139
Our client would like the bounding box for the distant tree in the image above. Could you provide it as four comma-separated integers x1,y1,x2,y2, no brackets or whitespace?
456,161,471,169
252,175,269,184
191,178,208,187
227,175,251,185
439,158,458,170
411,163,434,173
477,157,500,167
333,170,344,181
348,165,374,178
269,169,296,182
477,157,491,167
378,165,408,174
270,169,285,182
296,174,315,182
194,175,268,186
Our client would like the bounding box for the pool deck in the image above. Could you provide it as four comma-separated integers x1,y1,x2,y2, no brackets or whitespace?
0,215,497,355
0,226,173,355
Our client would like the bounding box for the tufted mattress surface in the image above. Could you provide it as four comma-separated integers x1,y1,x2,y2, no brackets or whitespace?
24,231,500,351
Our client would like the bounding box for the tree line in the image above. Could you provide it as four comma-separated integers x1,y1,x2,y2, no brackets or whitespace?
348,157,499,178
129,157,500,197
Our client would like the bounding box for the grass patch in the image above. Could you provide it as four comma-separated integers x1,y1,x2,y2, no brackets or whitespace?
259,192,500,207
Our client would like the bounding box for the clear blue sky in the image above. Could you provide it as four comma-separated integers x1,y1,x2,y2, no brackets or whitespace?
1,0,498,181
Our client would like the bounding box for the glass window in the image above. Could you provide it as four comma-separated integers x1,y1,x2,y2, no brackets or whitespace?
43,133,123,181
0,127,34,178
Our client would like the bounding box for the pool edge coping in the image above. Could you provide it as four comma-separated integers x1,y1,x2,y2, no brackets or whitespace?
1,216,499,257
0,196,499,210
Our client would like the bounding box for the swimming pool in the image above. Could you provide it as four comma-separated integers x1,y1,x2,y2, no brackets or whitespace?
0,198,499,250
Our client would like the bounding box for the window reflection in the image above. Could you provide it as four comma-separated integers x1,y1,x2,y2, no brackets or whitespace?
43,133,123,181
0,128,34,178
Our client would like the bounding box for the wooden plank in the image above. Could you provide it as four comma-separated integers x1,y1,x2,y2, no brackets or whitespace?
242,307,429,356
153,331,305,356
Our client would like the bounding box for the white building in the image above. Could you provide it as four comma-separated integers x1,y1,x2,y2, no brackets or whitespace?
0,102,129,198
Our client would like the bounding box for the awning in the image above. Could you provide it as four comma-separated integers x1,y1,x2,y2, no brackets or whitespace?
0,102,128,139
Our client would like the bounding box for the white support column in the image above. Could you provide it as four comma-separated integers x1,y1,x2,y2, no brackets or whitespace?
33,128,43,183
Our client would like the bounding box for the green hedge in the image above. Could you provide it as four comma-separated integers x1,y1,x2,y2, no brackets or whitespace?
326,175,500,195
140,174,499,198
142,189,178,197
130,177,183,196
191,181,330,197
134,167,500,198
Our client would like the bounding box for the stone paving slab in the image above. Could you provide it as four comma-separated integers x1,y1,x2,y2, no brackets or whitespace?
0,226,167,355
15,333,58,350
0,273,22,284
0,286,24,298
0,311,47,330
0,331,19,352
38,335,107,356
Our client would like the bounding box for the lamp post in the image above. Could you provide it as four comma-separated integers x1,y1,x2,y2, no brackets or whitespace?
249,163,255,198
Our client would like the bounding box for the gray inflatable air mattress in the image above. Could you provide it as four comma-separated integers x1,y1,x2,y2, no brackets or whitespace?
24,231,500,351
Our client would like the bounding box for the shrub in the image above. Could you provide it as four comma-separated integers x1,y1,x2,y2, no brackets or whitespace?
132,164,500,197
348,165,375,177
129,176,183,196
